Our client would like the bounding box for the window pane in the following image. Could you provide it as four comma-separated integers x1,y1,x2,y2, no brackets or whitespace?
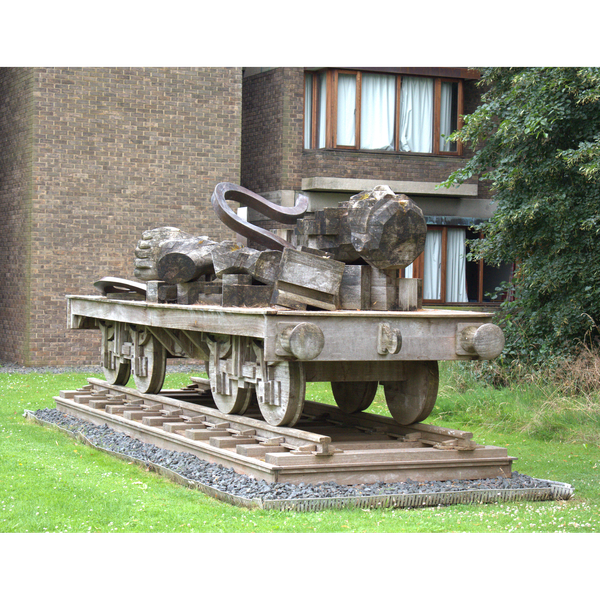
360,73,396,150
317,73,327,148
337,73,356,146
423,230,442,300
304,76,313,149
440,81,459,152
399,77,433,153
446,228,468,302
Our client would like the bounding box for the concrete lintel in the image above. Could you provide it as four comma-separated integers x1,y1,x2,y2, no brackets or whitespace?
301,177,478,198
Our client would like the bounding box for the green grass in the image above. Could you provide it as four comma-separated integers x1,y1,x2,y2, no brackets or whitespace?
1,369,600,535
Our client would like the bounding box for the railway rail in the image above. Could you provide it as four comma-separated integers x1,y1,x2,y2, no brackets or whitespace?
53,376,515,485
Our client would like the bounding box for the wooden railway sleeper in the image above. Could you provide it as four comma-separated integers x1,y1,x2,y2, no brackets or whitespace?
83,379,336,455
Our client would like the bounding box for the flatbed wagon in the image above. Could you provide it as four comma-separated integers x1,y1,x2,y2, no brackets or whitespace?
66,182,505,430
67,293,504,428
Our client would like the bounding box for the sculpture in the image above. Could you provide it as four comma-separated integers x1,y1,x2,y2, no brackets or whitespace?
132,184,427,311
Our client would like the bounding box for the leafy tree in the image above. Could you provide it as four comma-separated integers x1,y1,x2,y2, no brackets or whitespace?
443,68,600,362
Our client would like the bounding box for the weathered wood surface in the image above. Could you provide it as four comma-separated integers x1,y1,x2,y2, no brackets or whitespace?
345,186,426,271
134,227,195,281
291,185,427,272
457,322,505,360
132,185,430,311
338,265,371,310
53,380,514,485
383,361,439,425
270,247,345,311
212,245,282,284
157,238,218,283
68,295,498,362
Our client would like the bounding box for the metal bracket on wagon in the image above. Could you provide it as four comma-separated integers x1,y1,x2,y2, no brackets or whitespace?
377,322,402,355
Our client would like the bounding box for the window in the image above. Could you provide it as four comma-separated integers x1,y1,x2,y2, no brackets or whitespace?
404,227,513,305
304,69,463,155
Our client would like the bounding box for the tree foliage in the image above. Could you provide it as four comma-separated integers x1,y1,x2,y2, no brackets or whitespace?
444,68,600,361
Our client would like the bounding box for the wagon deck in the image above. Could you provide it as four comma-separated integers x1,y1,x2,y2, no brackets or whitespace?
68,294,503,428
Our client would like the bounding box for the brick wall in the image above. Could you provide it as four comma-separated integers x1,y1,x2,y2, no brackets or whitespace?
0,68,34,364
241,68,304,193
1,67,242,366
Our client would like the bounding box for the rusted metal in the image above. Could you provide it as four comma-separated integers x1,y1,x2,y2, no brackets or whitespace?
210,182,308,251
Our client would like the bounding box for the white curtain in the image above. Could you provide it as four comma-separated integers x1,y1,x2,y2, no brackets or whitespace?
304,74,328,149
399,77,433,153
423,230,442,300
446,228,468,302
337,73,356,146
405,228,468,303
440,81,454,152
317,73,327,148
360,73,395,150
304,76,312,149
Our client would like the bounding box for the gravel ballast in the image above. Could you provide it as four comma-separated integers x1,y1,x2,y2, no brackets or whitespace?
29,407,571,508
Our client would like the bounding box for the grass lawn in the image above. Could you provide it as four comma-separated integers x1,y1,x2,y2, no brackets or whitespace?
0,373,600,534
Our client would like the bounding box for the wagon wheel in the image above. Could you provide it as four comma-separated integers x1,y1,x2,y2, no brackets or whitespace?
99,321,131,386
383,361,439,425
133,331,167,394
331,381,378,414
256,361,306,427
206,336,254,415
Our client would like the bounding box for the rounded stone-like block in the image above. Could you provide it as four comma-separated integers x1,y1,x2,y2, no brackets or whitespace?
460,323,505,360
278,322,325,361
346,185,427,270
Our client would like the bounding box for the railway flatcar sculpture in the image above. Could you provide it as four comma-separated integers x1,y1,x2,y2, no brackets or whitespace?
68,183,504,428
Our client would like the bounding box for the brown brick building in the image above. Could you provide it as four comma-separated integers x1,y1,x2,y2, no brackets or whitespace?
0,66,505,366
241,67,509,309
0,67,242,366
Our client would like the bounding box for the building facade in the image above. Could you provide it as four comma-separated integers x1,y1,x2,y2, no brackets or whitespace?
0,66,505,367
0,67,242,366
241,67,511,308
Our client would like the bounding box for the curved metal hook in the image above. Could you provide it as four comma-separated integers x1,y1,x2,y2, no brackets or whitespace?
211,182,308,251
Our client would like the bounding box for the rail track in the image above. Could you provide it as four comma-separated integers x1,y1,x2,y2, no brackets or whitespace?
54,377,515,485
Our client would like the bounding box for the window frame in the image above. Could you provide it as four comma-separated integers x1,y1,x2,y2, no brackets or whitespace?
304,68,463,156
405,226,505,306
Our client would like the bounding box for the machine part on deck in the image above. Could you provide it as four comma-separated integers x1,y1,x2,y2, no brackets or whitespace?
331,381,378,414
383,361,439,425
94,277,147,297
211,182,308,251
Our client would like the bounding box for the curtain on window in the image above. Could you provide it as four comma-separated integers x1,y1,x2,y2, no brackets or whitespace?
337,73,356,146
304,74,328,149
440,81,456,152
360,73,395,150
304,77,313,149
399,77,433,153
446,228,468,302
317,73,327,148
423,229,442,300
404,228,469,303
